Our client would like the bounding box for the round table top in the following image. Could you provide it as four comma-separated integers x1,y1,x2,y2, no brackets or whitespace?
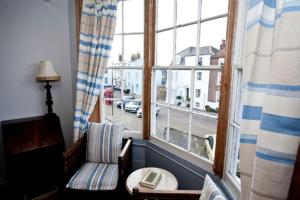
126,167,178,195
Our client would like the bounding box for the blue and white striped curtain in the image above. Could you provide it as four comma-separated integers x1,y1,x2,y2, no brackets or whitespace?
74,0,119,142
240,0,300,199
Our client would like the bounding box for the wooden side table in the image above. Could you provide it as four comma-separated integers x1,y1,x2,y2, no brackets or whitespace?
126,167,178,195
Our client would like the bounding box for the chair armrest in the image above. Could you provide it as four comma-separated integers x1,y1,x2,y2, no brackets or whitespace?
133,188,201,200
63,134,87,183
118,138,132,187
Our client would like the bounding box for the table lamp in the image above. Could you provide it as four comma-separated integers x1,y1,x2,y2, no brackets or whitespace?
36,60,60,114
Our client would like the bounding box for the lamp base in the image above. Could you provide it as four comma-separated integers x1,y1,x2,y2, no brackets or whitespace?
45,81,53,113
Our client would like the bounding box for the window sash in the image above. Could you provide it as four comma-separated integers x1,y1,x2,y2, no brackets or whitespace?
103,0,144,135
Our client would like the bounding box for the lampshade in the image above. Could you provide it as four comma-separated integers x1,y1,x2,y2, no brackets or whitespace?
36,60,61,82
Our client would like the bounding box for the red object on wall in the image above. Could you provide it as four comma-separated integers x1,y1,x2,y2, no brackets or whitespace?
104,88,113,105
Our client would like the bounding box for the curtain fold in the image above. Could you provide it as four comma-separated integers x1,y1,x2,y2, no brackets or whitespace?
73,0,119,142
240,0,300,199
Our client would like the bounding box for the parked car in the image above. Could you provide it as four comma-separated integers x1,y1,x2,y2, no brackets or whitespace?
124,101,141,113
117,96,135,108
137,105,160,118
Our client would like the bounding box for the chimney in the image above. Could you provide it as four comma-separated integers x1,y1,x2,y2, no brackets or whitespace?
220,39,225,50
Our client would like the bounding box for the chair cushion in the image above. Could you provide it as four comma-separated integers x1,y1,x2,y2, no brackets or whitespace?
66,162,118,191
87,122,122,163
200,175,227,200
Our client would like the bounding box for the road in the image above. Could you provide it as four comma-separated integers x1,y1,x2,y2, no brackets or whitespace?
104,101,217,159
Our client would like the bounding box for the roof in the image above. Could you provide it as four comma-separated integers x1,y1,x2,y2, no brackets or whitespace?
176,46,219,58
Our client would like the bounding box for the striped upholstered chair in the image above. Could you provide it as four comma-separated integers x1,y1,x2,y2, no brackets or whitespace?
63,122,132,199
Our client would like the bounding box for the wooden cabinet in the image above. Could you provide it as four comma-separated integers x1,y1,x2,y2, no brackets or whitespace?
2,114,65,199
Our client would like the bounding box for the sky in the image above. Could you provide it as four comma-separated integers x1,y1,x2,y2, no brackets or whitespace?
108,0,229,66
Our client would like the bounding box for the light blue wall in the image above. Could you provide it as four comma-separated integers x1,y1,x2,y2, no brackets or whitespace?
0,0,77,184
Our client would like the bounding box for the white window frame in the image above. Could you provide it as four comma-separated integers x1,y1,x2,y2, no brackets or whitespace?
150,0,228,167
102,0,144,138
223,0,247,198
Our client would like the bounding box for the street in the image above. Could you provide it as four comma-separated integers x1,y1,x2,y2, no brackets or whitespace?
104,101,217,159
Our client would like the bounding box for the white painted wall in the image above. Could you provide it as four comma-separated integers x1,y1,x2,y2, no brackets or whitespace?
0,0,76,184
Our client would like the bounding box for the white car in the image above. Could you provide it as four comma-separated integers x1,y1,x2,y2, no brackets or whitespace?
137,105,160,118
124,101,141,113
116,95,135,108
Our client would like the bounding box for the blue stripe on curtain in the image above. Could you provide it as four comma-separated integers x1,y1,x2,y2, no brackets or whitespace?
247,4,300,29
257,146,297,161
256,152,296,165
77,78,102,89
82,12,116,19
84,3,117,11
260,113,300,136
248,0,276,10
246,82,300,97
242,105,262,120
79,50,110,58
240,134,258,144
80,40,112,50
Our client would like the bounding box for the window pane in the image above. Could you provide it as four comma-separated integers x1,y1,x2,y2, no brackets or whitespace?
156,30,173,66
154,70,168,105
169,109,189,150
124,69,143,97
228,125,240,179
123,99,142,132
108,36,122,66
103,69,122,98
201,0,229,19
153,105,168,140
200,17,227,49
190,113,217,160
233,69,243,124
105,100,123,124
177,0,198,25
124,35,144,64
157,0,174,30
170,70,191,110
115,2,122,34
124,0,144,33
193,70,221,113
176,25,197,65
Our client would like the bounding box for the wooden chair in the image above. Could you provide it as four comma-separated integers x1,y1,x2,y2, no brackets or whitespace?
132,187,201,200
63,123,132,199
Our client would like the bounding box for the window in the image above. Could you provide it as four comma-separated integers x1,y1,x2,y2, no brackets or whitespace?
197,72,202,81
151,0,228,161
224,0,247,192
196,89,201,98
103,0,144,136
227,66,242,182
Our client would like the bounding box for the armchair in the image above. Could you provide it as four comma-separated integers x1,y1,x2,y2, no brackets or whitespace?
63,123,132,199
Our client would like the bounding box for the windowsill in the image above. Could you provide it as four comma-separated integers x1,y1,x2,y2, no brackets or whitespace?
122,131,143,139
222,172,241,200
150,135,213,173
